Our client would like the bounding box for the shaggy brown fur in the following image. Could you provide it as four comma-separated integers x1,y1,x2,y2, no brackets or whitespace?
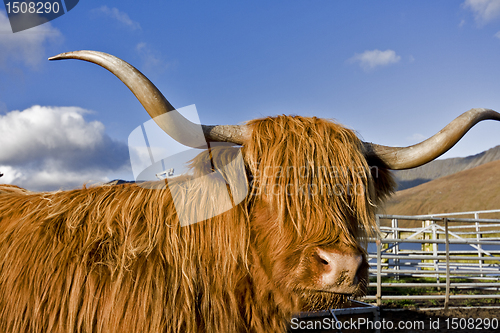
0,115,394,333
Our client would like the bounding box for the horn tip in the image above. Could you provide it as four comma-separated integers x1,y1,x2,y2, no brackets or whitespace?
49,50,95,61
49,52,71,61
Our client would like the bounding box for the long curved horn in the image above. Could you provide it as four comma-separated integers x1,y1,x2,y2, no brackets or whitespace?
49,50,247,147
364,108,500,170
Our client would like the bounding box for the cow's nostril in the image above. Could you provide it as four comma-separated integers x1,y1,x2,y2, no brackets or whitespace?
314,252,330,266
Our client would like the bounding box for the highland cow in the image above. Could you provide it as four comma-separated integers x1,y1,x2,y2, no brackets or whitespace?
0,51,499,333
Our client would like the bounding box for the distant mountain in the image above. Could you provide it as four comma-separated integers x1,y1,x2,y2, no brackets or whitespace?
393,145,500,191
382,159,500,218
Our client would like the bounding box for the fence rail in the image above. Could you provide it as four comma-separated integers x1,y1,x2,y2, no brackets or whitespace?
365,211,500,309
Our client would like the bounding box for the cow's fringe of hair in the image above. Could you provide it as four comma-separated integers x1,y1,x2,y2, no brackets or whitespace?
243,115,394,246
0,115,394,333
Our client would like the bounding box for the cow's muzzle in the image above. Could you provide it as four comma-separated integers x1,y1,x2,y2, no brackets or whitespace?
313,247,366,294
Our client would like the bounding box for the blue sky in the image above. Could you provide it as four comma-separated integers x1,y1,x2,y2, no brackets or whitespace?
1,1,500,190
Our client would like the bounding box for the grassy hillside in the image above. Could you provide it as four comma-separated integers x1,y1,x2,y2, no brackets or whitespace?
393,145,500,190
381,159,500,218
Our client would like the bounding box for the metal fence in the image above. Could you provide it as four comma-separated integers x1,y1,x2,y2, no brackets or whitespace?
365,211,500,308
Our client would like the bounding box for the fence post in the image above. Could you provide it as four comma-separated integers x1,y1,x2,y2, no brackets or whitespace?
475,212,484,277
432,222,440,286
444,218,450,310
422,220,431,272
376,215,382,307
392,218,400,280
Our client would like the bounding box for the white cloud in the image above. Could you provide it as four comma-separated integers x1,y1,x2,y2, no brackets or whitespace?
348,49,401,71
92,6,141,30
0,11,62,69
0,105,130,191
136,42,171,73
463,0,500,25
495,31,500,39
